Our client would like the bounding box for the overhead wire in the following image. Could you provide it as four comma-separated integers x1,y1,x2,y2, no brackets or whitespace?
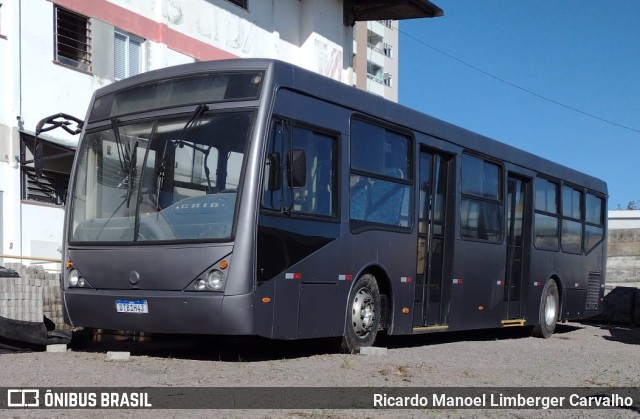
396,26,640,135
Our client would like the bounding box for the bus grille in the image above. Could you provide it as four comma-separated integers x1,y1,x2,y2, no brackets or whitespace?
585,272,601,310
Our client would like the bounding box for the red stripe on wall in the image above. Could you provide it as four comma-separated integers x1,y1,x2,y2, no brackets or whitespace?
51,0,237,61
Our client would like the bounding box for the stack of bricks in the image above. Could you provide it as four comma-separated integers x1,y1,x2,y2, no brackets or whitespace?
0,263,69,330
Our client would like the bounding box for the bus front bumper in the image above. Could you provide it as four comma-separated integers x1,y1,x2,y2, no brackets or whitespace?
63,290,254,335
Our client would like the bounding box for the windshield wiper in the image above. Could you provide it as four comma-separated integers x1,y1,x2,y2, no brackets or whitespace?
124,141,138,208
95,122,141,240
156,104,209,208
111,118,139,208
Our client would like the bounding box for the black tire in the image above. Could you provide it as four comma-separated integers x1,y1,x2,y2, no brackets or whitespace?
341,274,381,353
532,279,560,338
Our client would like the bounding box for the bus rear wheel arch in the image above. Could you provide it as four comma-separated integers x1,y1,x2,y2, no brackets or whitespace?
532,278,560,339
342,273,382,353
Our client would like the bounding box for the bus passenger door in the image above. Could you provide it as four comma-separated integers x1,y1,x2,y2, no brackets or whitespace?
503,175,531,319
414,150,451,327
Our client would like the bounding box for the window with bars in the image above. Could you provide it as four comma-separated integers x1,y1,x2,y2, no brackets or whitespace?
115,30,143,80
226,0,248,9
54,6,91,72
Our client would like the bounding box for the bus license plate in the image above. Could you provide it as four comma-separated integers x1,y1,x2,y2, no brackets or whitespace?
115,300,148,313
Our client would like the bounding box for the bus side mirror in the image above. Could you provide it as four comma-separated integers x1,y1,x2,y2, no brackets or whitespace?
267,152,281,191
287,149,306,188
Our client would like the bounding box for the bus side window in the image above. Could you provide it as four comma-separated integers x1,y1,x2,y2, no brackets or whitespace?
561,185,583,254
262,122,337,218
534,178,560,250
584,193,604,253
349,119,412,230
460,154,503,242
368,168,408,226
290,127,335,217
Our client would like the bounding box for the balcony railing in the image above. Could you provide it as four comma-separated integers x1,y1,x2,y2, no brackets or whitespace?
367,73,392,87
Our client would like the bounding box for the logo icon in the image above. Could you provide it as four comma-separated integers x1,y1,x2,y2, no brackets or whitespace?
7,389,40,407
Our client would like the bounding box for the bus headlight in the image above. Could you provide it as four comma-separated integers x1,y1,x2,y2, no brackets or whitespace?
68,269,80,287
206,270,225,290
186,258,231,292
68,269,89,288
195,279,207,291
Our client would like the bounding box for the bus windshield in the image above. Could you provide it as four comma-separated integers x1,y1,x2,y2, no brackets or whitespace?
70,110,253,243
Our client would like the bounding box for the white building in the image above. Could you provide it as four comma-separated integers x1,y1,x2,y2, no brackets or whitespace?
607,211,640,288
352,3,442,101
608,210,640,230
0,0,441,268
353,20,400,100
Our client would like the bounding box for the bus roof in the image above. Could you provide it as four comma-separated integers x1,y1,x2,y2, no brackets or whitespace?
92,58,607,195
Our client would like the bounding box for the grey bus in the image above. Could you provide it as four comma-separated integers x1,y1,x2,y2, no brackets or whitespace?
60,59,607,352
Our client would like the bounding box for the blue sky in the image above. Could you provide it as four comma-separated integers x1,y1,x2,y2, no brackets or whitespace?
399,0,640,209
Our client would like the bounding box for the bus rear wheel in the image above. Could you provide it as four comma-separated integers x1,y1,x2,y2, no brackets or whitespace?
341,274,381,354
532,279,559,339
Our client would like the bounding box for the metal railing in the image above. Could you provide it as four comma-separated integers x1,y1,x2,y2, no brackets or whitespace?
0,254,62,263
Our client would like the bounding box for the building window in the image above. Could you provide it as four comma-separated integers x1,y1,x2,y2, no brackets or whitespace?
115,30,143,80
383,73,392,87
367,61,383,84
226,0,248,9
383,43,393,58
367,29,383,52
54,6,91,72
22,167,69,205
20,135,74,206
0,3,8,39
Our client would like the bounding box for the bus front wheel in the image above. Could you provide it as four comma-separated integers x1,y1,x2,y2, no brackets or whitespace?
341,274,381,354
532,279,559,339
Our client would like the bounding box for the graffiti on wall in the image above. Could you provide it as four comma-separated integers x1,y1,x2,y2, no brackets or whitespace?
314,39,342,81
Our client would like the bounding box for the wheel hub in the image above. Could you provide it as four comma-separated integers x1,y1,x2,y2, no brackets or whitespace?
544,293,557,326
351,288,374,337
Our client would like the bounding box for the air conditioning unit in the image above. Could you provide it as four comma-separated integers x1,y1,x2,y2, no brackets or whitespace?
383,43,392,57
